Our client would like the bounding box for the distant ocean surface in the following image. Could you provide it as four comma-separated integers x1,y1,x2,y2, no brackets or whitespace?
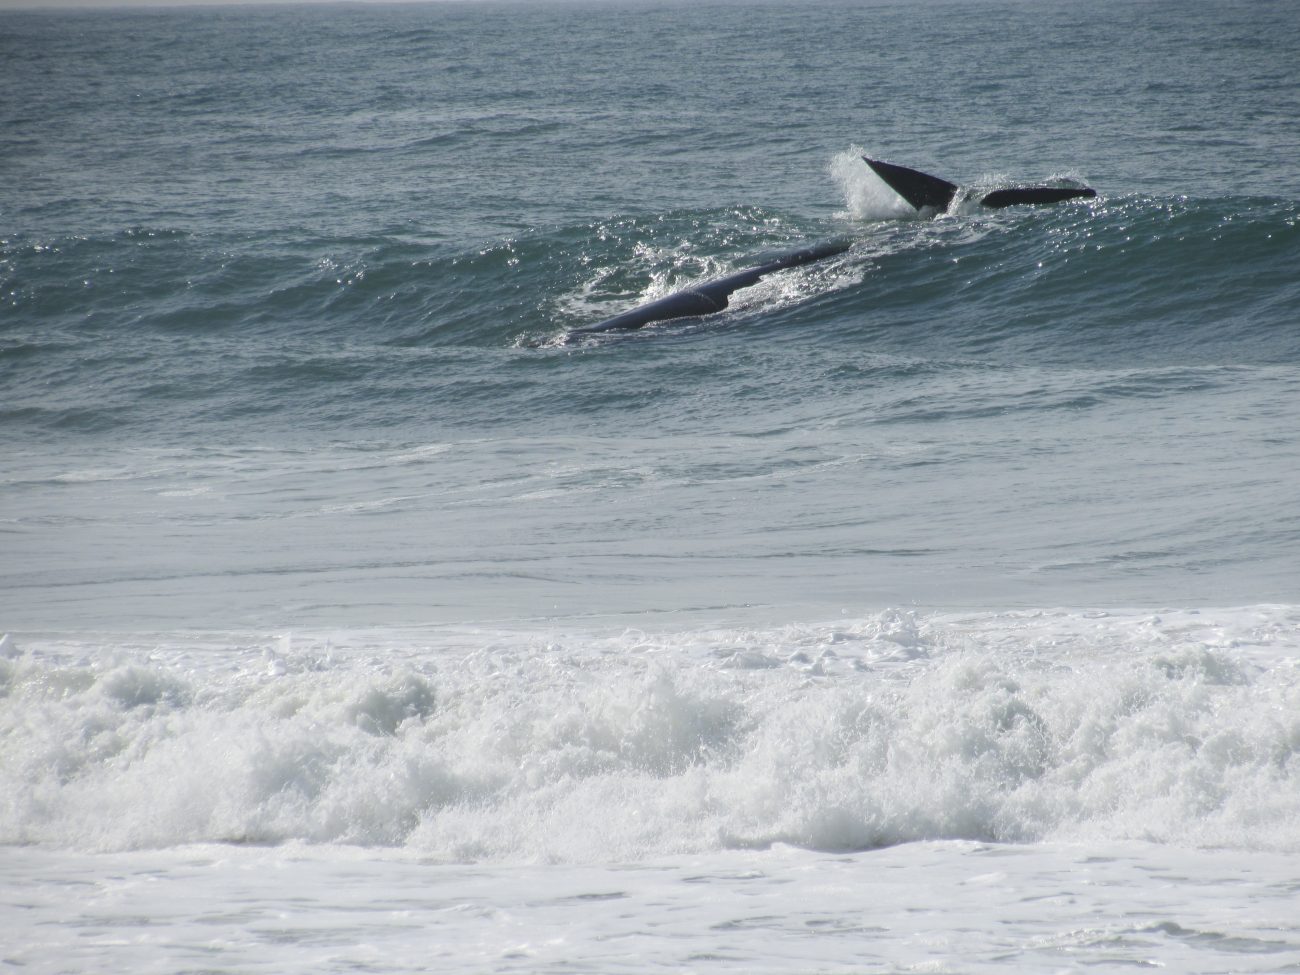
3,1,1299,972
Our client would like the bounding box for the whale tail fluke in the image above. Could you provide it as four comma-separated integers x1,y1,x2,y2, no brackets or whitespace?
861,157,960,212
862,156,1096,212
978,186,1098,207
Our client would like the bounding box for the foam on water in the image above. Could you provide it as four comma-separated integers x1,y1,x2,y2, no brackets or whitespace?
830,147,921,222
5,608,1297,860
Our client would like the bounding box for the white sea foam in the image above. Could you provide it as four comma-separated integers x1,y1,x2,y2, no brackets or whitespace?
830,147,924,221
4,607,1297,860
6,609,1300,974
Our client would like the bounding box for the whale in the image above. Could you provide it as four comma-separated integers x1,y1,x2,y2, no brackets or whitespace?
862,156,1097,213
567,158,1096,337
567,239,852,338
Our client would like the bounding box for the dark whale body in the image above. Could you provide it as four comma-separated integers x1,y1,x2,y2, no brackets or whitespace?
568,157,1096,337
861,156,1097,212
568,240,851,338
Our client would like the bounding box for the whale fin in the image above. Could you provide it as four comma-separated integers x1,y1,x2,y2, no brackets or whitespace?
864,157,1097,212
569,240,851,338
977,186,1098,208
861,157,960,212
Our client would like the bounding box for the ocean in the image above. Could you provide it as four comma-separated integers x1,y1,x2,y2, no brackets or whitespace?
2,0,1299,971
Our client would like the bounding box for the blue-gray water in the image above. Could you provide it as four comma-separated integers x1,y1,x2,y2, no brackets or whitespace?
5,10,1300,973
2,0,1298,629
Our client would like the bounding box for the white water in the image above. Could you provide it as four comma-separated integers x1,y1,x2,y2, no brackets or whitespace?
6,608,1299,856
4,608,1299,972
830,148,922,221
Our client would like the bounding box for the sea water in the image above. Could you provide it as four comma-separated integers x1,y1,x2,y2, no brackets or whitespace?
3,0,1300,971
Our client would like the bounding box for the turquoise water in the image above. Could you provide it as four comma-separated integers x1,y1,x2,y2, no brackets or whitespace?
3,0,1299,626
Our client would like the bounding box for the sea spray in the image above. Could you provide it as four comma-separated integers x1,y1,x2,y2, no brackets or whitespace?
830,147,921,222
5,609,1297,859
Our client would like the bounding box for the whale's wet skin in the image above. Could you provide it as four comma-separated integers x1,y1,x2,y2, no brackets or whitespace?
3,0,1299,972
566,158,1097,338
860,156,1097,212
